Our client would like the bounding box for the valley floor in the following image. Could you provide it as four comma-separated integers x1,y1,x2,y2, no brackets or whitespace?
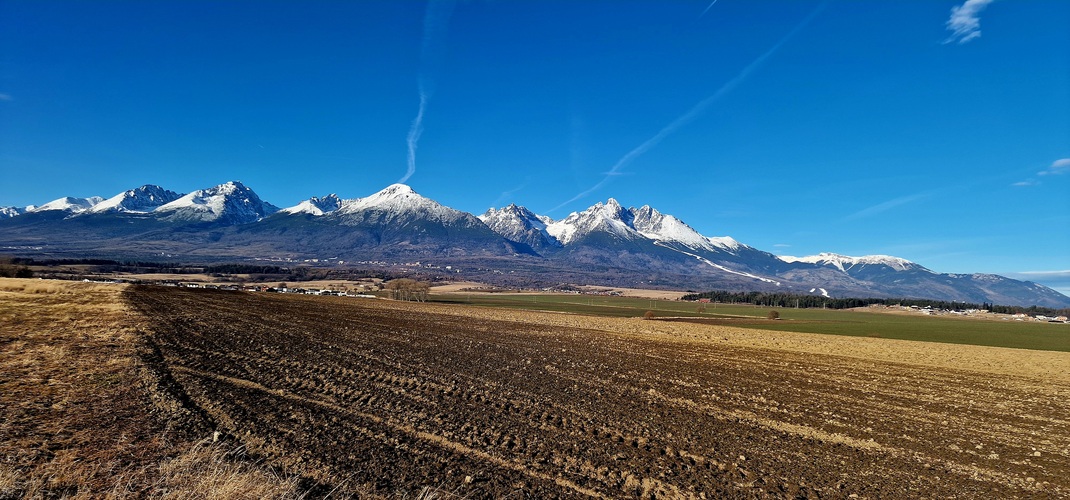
3,278,1068,498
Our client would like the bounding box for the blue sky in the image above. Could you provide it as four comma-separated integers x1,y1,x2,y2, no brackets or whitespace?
1,1,1068,293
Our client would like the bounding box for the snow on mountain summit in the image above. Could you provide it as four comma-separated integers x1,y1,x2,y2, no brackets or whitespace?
28,196,105,214
338,184,422,212
89,185,183,214
281,194,343,216
539,199,745,253
155,181,279,224
546,198,641,244
779,253,925,272
332,184,479,226
479,204,560,248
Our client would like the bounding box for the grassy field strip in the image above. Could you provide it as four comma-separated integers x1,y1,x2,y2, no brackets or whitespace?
431,293,1070,352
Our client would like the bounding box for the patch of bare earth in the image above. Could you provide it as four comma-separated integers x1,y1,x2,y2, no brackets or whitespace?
0,279,300,498
125,286,1070,498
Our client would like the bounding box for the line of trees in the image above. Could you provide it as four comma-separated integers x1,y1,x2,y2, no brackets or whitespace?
0,257,33,278
204,264,289,274
681,290,1069,317
384,278,430,302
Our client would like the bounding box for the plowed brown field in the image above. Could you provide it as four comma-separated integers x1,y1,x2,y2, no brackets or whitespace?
127,286,1070,498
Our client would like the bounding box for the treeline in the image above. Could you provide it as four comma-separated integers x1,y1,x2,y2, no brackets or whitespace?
13,257,295,276
0,257,33,278
204,264,289,275
14,258,199,274
681,290,1069,317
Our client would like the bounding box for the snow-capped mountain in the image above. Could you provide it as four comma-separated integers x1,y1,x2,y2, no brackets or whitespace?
279,185,474,224
155,181,279,224
0,207,24,219
333,184,473,224
325,184,508,248
28,196,105,214
1,181,1067,307
479,204,559,250
89,185,183,214
779,253,929,273
535,200,746,255
239,184,519,258
281,194,343,216
546,199,641,245
500,199,788,287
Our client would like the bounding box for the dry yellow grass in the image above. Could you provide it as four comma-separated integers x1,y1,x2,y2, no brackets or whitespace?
0,278,301,499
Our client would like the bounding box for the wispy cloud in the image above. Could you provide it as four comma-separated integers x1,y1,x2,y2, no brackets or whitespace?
773,243,791,248
0,93,12,101
1013,158,1070,186
1038,157,1070,176
944,0,995,45
400,0,457,185
550,1,827,212
843,191,931,221
490,179,530,208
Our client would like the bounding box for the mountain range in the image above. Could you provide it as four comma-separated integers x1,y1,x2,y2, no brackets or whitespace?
2,181,1067,308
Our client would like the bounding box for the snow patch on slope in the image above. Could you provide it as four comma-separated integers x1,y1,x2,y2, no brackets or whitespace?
656,241,781,286
632,205,714,251
0,206,25,218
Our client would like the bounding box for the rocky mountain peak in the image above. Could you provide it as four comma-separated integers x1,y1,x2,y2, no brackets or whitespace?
155,181,279,224
89,185,183,214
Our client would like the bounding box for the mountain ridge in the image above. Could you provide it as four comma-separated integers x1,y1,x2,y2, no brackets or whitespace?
2,180,1067,307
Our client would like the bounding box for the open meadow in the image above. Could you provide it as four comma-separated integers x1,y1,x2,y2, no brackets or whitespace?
3,278,1069,498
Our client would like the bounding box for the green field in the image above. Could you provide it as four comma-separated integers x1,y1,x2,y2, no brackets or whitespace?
430,293,1070,352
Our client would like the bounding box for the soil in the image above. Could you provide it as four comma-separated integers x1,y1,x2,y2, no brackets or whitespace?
126,286,1070,498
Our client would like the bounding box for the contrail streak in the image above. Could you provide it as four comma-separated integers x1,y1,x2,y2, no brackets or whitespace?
551,1,827,212
400,0,457,185
698,0,718,20
402,89,429,184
